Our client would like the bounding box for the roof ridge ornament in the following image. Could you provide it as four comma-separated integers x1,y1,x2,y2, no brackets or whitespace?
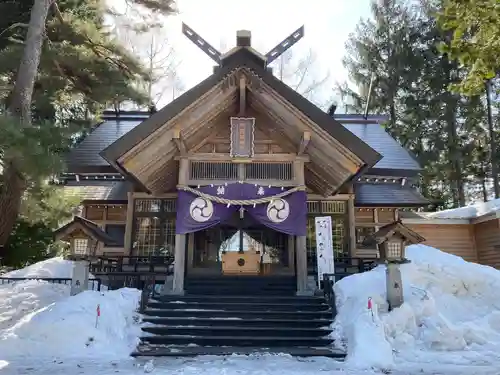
265,26,305,65
181,23,222,64
181,23,304,67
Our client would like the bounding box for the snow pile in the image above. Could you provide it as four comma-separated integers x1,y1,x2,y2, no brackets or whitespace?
333,244,500,370
0,288,141,360
0,257,141,361
4,257,82,278
427,198,500,219
0,280,69,331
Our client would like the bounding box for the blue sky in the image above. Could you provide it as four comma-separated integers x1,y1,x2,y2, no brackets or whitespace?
162,0,372,101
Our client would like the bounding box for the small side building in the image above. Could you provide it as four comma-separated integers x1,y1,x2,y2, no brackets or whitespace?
400,200,500,268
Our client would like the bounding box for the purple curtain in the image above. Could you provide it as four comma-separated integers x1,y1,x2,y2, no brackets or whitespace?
175,183,306,236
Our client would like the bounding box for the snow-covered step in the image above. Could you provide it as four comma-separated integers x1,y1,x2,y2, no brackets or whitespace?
132,344,345,358
142,325,333,338
142,308,333,319
147,300,330,311
142,316,333,328
140,334,334,347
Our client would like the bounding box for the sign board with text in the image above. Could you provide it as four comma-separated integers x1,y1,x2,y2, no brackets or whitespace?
315,216,335,288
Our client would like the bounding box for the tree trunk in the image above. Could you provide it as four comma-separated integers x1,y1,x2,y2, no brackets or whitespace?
0,0,52,251
485,80,499,198
482,175,488,202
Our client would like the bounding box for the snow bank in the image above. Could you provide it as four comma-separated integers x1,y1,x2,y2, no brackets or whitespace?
427,198,500,219
0,280,69,331
332,244,500,370
0,288,141,360
0,258,140,361
4,257,82,279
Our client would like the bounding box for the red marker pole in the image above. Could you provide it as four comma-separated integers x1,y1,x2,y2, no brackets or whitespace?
95,304,101,328
367,297,374,321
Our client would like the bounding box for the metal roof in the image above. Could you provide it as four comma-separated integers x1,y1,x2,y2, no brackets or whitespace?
354,183,428,207
65,113,148,172
63,181,130,201
100,48,381,176
65,114,421,177
342,121,421,176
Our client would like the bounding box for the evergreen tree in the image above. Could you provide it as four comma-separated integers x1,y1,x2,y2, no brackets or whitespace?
437,0,500,95
339,0,497,208
0,0,176,253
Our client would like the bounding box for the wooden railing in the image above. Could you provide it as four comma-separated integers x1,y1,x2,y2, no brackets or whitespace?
88,255,175,275
0,277,102,291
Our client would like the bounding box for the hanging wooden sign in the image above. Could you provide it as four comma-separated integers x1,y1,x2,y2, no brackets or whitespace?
230,117,255,158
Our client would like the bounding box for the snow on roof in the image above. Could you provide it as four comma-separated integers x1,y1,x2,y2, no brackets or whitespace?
426,198,500,220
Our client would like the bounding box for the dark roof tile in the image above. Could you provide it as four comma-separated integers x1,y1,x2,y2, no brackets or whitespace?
63,181,130,201
343,123,421,173
355,183,428,207
66,116,146,171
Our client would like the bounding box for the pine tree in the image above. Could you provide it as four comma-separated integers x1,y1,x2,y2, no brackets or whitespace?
0,0,176,252
339,0,496,208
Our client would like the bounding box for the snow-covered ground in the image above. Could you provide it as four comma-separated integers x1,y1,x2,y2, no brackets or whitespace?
2,249,500,374
333,244,500,372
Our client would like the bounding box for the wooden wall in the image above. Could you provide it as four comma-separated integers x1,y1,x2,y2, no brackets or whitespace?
195,111,289,155
354,208,397,258
405,223,478,262
83,204,127,256
474,219,500,268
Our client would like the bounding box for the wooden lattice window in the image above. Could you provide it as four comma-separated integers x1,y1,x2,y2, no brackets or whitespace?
73,238,89,255
190,161,238,180
162,218,176,256
307,201,346,214
132,199,177,256
244,162,293,181
387,241,403,259
133,217,161,256
135,199,161,212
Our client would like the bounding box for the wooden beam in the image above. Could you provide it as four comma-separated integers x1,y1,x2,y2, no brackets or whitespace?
250,92,356,181
121,81,236,163
239,74,246,116
256,85,364,166
172,128,187,156
130,91,237,180
297,131,311,156
177,153,310,162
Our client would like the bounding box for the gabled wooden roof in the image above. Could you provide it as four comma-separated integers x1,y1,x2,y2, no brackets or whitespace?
362,220,426,246
100,48,381,194
54,216,117,245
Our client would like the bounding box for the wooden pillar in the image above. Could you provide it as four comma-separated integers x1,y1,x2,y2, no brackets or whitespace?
294,160,308,295
124,192,135,255
287,235,295,271
347,184,356,257
172,158,189,295
295,235,308,295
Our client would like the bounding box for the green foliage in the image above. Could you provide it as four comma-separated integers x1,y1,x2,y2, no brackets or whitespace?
0,114,74,182
437,0,500,95
21,183,81,228
2,220,56,268
1,184,78,268
340,0,498,208
0,0,176,256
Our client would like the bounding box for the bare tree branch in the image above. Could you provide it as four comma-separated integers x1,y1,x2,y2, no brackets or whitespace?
269,47,330,106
